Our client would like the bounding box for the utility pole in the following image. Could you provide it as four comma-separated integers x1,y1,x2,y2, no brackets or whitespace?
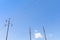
43,26,47,40
5,18,12,40
29,27,31,40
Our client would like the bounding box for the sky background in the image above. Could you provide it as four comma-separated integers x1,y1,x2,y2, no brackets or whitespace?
0,0,60,40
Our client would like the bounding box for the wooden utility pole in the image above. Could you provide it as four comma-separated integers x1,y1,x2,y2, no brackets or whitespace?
29,27,31,40
43,26,47,40
5,18,12,40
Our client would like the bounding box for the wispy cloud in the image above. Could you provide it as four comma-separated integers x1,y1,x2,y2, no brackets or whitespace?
34,30,53,40
48,33,53,38
34,30,43,39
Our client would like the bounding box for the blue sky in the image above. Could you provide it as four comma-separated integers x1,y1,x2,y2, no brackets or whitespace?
0,0,60,40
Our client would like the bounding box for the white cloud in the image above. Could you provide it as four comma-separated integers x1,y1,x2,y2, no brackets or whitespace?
34,32,43,39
